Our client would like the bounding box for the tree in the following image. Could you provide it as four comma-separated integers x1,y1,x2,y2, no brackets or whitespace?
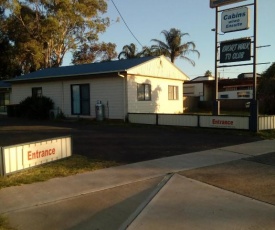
204,70,212,77
0,7,22,79
1,0,110,74
118,43,146,59
151,28,200,65
72,42,117,65
258,63,275,114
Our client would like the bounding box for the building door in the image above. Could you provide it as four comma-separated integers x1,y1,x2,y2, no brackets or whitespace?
71,84,90,115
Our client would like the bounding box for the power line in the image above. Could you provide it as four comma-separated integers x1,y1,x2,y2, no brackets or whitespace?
110,0,143,48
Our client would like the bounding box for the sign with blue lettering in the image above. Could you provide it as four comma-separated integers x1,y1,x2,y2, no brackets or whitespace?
220,38,251,63
221,7,250,33
210,0,247,8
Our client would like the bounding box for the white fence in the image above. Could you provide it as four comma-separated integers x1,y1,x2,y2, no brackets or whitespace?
128,113,275,131
259,116,275,130
0,136,72,176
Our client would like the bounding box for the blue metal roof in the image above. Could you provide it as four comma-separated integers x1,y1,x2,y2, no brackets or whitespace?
8,56,156,82
0,81,11,88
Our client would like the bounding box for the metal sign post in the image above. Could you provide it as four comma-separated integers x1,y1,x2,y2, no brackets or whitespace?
213,6,220,116
250,0,258,132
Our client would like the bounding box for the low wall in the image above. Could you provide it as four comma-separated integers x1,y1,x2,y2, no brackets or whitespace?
259,116,275,130
128,113,275,131
128,113,250,130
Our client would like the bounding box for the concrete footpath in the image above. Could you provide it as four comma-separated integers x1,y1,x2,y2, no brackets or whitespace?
0,140,275,230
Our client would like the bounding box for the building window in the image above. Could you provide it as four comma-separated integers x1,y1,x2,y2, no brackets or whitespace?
32,87,42,97
0,92,10,112
237,91,250,98
71,84,90,115
220,94,229,99
168,85,179,100
137,83,151,101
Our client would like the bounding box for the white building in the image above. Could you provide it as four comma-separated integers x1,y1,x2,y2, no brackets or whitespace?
8,56,189,120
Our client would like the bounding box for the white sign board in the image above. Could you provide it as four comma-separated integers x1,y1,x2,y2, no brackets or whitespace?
200,116,249,130
210,0,247,8
221,7,250,33
1,136,72,176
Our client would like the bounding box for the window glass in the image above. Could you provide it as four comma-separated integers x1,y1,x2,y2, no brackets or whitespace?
71,84,90,115
72,85,81,114
137,83,151,101
32,87,42,97
168,85,179,100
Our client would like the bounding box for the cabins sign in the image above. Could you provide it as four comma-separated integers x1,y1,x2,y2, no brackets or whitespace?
210,0,247,8
220,38,251,63
221,7,250,33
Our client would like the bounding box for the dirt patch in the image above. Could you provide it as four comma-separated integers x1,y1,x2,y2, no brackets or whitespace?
181,156,275,205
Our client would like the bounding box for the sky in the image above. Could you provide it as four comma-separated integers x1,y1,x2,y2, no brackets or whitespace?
63,0,275,80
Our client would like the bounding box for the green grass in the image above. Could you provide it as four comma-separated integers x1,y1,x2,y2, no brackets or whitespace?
258,129,275,139
0,155,119,190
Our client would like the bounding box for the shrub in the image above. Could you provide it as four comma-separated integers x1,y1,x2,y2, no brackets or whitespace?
19,96,54,119
258,63,275,115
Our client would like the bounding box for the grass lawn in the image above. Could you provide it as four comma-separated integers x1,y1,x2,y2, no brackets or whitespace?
0,155,119,190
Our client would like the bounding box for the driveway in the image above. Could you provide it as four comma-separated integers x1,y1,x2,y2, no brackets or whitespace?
0,116,262,164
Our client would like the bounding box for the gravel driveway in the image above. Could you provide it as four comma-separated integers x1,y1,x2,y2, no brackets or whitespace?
0,116,262,164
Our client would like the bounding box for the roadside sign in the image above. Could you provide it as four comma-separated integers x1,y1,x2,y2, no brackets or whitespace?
210,0,247,8
1,136,72,176
220,38,251,63
221,7,250,33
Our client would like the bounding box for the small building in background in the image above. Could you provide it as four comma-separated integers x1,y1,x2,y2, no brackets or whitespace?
183,73,261,112
218,74,261,100
183,76,214,112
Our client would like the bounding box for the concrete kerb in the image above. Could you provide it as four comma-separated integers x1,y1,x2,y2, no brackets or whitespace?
118,173,174,230
126,174,275,230
220,139,275,156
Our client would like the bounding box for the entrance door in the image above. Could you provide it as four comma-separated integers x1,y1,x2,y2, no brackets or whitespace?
71,84,90,115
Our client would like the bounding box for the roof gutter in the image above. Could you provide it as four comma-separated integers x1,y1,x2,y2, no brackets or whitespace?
6,70,128,83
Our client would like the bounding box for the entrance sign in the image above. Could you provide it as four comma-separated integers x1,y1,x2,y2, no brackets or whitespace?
210,0,247,8
1,136,72,176
220,38,251,63
200,116,249,129
221,7,250,33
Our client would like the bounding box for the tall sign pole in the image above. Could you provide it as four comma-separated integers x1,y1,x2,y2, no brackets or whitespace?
251,0,259,132
213,6,220,115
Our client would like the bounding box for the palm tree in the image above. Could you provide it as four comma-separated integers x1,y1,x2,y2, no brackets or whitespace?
118,43,141,59
151,28,200,65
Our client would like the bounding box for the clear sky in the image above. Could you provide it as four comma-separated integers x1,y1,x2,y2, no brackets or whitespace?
64,0,275,80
